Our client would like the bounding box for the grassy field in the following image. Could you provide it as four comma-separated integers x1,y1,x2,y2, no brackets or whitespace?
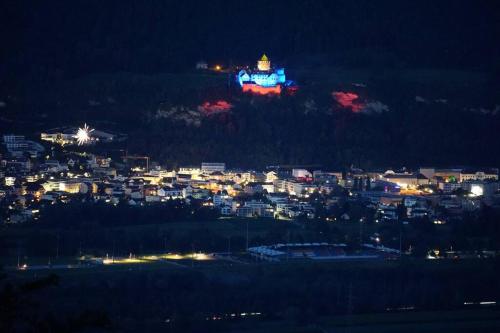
3,254,498,332
0,216,458,268
4,257,499,333
236,308,500,333
0,218,313,263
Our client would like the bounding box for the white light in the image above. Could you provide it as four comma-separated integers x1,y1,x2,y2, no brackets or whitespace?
75,123,94,145
470,185,483,196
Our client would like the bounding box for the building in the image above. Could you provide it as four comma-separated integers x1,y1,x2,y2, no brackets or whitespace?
381,172,428,189
213,193,232,207
434,169,462,183
5,176,16,186
201,162,225,173
40,132,75,145
236,55,290,95
248,243,367,262
158,186,183,199
313,170,340,183
265,171,278,183
237,200,273,218
274,179,317,197
195,60,208,70
40,127,116,146
25,183,45,199
257,54,271,71
220,205,234,216
421,167,499,183
3,135,27,150
292,169,313,179
460,169,498,182
438,181,461,193
377,204,398,221
3,135,44,158
419,167,436,180
462,181,499,198
42,179,92,194
407,207,429,219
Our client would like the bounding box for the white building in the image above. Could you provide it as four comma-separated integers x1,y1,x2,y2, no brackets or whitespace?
213,193,232,206
221,206,233,215
3,135,27,150
201,162,225,173
237,200,273,217
438,182,461,193
5,176,16,186
382,172,428,189
292,169,312,179
158,187,183,199
42,179,90,194
265,171,278,183
460,169,498,182
274,179,317,197
178,167,201,175
3,134,44,157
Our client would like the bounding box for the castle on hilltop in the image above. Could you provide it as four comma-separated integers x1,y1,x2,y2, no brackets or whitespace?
236,54,289,95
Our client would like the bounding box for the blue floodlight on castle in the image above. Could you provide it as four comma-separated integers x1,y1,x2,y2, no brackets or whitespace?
236,54,286,88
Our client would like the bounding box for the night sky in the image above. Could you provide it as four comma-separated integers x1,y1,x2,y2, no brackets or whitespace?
1,0,499,78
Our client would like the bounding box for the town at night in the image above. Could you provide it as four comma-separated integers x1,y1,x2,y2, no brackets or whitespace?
1,1,500,332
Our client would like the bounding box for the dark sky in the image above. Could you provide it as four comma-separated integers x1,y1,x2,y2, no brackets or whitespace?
1,0,499,79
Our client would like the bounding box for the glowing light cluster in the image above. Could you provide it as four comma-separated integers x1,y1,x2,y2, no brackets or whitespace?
237,54,289,95
470,185,483,196
103,257,146,265
198,100,233,116
332,91,365,112
161,253,214,261
101,252,214,265
238,68,286,88
75,123,94,145
242,84,281,95
257,54,271,71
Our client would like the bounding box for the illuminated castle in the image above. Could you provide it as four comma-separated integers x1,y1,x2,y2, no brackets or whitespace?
237,54,287,95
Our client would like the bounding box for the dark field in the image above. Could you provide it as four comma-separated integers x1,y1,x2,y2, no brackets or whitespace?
3,257,500,332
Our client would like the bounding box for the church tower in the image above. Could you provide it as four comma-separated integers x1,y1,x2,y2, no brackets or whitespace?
257,54,271,71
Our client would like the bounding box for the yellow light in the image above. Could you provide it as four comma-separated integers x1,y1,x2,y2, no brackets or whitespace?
161,253,184,260
103,257,146,265
215,65,221,71
191,253,213,261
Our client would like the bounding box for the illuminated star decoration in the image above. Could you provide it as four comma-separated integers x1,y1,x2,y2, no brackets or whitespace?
75,123,94,145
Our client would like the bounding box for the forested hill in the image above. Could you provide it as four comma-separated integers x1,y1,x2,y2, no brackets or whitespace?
0,1,499,169
1,67,499,169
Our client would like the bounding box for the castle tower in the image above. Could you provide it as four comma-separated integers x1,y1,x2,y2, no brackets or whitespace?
257,54,271,71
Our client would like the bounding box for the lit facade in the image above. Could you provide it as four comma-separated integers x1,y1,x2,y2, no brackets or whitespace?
237,54,288,94
257,54,271,71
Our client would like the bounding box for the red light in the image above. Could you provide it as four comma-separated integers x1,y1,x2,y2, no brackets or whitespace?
332,91,365,112
242,84,281,95
286,86,299,95
198,100,233,116
297,176,313,182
